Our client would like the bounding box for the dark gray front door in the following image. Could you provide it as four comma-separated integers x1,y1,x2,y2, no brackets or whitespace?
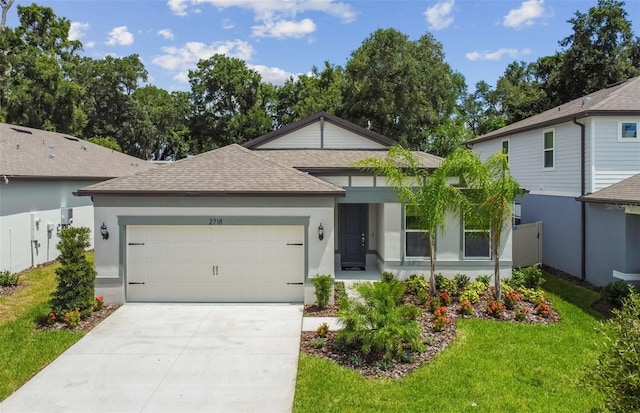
339,203,367,269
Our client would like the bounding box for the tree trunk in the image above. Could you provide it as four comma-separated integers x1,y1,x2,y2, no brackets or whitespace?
493,234,501,301
0,0,15,31
429,234,436,296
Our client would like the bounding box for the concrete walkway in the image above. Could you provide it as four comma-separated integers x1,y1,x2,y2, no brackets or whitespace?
0,304,303,413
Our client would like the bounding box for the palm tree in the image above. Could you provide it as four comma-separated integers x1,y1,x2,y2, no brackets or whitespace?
354,146,464,296
440,150,521,300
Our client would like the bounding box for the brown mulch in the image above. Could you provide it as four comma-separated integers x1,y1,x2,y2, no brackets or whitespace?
300,290,560,379
0,284,25,297
304,283,344,317
36,305,120,333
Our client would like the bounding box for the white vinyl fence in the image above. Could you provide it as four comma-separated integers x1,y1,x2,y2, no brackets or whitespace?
512,221,542,268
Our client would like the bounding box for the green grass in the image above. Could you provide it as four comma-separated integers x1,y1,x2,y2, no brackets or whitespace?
294,276,605,413
0,254,94,400
541,271,603,319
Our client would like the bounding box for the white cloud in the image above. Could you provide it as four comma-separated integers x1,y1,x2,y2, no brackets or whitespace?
465,48,531,61
152,40,254,83
248,64,295,85
503,0,547,29
167,0,188,16
106,26,134,46
424,0,454,31
252,18,316,39
158,29,175,40
69,22,90,41
85,41,96,48
222,19,234,30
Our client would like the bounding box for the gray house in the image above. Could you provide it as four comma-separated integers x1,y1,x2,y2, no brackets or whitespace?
0,123,154,274
467,76,640,286
78,112,513,304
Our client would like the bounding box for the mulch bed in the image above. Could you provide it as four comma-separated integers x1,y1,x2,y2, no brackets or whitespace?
300,290,560,379
36,305,120,333
0,284,25,297
304,283,343,317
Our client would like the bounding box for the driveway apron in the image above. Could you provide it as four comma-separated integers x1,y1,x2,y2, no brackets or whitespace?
0,304,303,413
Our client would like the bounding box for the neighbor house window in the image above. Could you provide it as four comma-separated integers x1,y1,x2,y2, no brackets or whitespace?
464,215,490,259
405,205,430,258
619,122,638,141
543,129,554,169
501,139,509,163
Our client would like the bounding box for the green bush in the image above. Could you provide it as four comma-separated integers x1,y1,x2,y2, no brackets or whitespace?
381,271,396,283
454,273,470,291
334,281,346,303
435,273,446,290
588,287,640,412
337,280,424,361
459,281,488,303
50,227,96,318
406,274,428,296
0,270,19,287
311,274,333,310
519,287,545,305
476,275,492,287
439,278,458,296
603,280,633,308
509,265,544,290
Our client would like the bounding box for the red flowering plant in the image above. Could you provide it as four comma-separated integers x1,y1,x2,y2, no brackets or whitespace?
439,291,452,306
503,290,521,310
94,295,105,311
485,300,506,318
515,305,530,321
458,299,474,315
432,306,452,332
427,296,442,313
63,308,81,329
47,309,57,325
534,299,551,318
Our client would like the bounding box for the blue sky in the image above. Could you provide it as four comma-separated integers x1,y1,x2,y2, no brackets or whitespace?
6,0,640,92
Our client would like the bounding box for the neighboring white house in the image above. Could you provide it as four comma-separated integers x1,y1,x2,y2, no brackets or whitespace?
467,76,640,286
0,123,155,274
77,112,513,305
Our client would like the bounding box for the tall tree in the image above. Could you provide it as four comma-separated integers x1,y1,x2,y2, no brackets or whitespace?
440,150,521,300
188,54,273,151
342,28,464,149
556,0,640,102
0,0,14,30
355,146,465,295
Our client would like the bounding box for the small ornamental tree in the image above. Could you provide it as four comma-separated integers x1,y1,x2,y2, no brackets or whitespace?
51,227,97,318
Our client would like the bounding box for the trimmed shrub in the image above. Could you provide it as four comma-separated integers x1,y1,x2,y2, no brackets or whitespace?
509,265,544,290
337,280,424,361
603,280,633,309
454,273,470,291
476,275,492,287
0,270,19,287
588,287,640,412
406,274,429,296
381,271,396,283
50,227,96,318
439,278,459,296
311,274,333,310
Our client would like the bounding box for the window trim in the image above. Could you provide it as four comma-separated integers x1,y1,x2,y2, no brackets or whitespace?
543,129,555,171
462,213,491,259
501,138,510,164
404,205,431,259
618,121,638,142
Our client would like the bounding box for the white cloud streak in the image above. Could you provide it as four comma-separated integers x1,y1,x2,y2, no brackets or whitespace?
424,0,454,31
252,18,316,39
106,26,134,46
158,29,175,40
503,0,547,29
465,48,531,61
69,22,90,41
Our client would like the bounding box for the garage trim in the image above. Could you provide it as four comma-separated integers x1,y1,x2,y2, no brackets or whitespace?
116,216,310,292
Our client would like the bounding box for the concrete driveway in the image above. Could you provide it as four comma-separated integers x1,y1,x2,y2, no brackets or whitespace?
0,304,303,413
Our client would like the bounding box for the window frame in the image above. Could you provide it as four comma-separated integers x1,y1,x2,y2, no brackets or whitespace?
618,121,638,142
404,205,431,259
463,213,491,260
543,129,555,170
501,138,510,164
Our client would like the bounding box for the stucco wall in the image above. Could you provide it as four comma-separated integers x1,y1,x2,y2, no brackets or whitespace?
584,203,626,285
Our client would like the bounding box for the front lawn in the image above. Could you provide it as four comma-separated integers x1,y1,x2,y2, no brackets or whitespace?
0,256,93,400
294,276,604,412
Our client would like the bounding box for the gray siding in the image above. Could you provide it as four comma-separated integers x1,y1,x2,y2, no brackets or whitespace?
519,194,582,276
593,116,640,191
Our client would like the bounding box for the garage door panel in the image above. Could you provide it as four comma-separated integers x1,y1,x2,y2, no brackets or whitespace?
126,225,304,302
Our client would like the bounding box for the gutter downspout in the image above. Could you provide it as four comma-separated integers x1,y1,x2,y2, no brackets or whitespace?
573,117,586,281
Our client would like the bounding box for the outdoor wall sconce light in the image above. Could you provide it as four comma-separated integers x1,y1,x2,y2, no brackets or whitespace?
318,223,324,241
100,222,109,240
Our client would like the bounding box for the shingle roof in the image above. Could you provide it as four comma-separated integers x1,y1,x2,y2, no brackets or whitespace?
242,111,397,149
77,144,346,197
254,149,442,171
468,76,640,144
0,123,154,179
580,173,640,204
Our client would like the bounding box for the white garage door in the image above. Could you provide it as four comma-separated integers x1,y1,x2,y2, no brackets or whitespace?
126,225,305,302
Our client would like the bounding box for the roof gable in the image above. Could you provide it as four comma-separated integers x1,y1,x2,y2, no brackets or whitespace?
0,123,154,179
468,76,640,144
77,144,345,197
243,112,395,149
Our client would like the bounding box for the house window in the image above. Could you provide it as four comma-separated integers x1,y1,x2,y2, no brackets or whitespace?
501,139,509,163
543,130,554,169
405,205,430,258
619,122,638,141
464,217,490,259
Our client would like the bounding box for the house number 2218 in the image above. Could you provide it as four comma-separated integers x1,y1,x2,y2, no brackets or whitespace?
209,218,223,225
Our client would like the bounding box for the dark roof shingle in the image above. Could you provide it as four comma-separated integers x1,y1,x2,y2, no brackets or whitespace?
580,173,640,204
